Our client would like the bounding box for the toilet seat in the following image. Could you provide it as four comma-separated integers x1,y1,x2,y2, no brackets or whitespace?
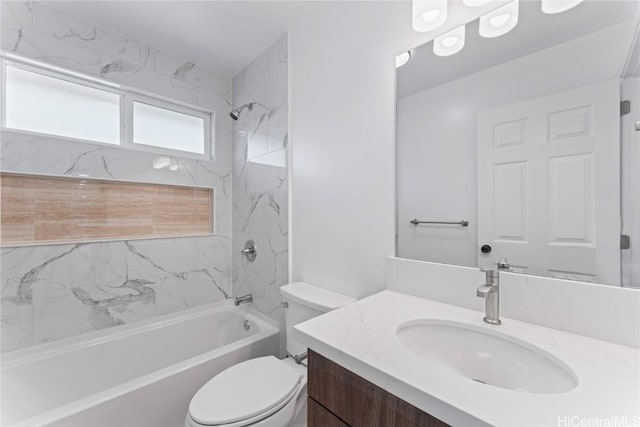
187,385,299,427
188,356,302,426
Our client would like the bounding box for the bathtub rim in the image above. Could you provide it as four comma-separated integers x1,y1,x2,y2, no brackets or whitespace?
2,299,278,368
2,300,280,427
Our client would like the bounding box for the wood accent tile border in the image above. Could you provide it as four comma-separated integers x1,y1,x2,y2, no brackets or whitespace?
1,173,213,245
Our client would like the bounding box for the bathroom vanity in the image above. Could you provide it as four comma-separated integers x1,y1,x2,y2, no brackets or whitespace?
295,290,640,426
307,350,447,426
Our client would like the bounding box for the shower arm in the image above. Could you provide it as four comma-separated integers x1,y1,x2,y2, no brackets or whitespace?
230,102,271,120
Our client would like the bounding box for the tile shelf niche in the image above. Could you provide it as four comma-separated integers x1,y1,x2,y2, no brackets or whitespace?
0,172,214,246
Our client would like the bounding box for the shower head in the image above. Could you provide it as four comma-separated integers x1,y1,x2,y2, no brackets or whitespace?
229,103,254,121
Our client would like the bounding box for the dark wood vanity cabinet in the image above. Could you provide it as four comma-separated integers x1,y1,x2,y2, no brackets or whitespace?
307,349,449,427
308,398,349,427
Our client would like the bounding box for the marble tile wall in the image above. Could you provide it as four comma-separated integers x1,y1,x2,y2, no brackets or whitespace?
1,1,233,352
232,35,288,356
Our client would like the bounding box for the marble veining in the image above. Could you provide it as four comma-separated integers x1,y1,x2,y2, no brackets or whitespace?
6,243,87,306
1,1,233,352
71,278,156,330
2,236,232,349
232,35,288,356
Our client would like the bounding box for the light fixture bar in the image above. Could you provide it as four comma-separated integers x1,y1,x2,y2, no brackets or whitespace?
541,0,584,14
463,0,494,7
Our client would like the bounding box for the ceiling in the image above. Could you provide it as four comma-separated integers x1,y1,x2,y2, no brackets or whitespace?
397,0,640,99
53,0,626,86
50,1,296,78
49,0,514,79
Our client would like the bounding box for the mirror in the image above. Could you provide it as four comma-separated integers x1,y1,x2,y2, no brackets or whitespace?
396,0,640,287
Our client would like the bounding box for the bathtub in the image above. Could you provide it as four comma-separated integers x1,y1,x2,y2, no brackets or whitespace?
1,301,279,427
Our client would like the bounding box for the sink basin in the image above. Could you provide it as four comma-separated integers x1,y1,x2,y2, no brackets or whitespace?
397,320,578,394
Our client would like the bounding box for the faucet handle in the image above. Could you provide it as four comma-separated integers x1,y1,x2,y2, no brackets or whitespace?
477,284,496,297
496,257,511,271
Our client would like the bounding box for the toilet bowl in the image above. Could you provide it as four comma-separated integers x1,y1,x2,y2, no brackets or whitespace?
185,282,355,427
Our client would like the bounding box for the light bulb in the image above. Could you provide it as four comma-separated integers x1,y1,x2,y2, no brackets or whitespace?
541,0,584,14
412,0,448,32
395,51,412,68
433,25,465,56
479,0,519,38
489,14,509,27
441,37,459,48
421,9,441,22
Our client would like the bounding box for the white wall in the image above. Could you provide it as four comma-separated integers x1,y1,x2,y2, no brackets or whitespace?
288,3,418,299
287,1,516,299
289,4,393,298
396,22,634,268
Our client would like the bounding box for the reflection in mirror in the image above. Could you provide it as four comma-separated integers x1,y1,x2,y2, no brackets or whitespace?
396,0,640,287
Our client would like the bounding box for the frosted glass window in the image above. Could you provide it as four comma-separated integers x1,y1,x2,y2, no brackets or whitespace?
133,102,205,154
249,149,286,168
247,131,286,168
5,66,120,144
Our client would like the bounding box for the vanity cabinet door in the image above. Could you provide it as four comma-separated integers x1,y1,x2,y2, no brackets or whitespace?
308,350,449,427
308,397,349,427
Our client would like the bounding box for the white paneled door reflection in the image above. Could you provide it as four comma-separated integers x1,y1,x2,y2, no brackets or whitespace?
477,80,620,284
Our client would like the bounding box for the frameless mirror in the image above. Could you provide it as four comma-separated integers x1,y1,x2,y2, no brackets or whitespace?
396,0,640,287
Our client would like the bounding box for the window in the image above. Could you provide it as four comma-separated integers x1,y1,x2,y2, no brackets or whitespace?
2,58,213,159
5,66,120,144
132,101,207,155
247,131,286,168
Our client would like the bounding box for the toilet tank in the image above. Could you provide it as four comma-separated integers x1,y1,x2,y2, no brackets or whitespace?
280,282,355,357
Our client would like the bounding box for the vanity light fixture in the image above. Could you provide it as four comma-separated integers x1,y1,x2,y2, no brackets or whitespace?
462,0,494,6
433,25,466,57
479,0,519,38
412,0,448,32
395,51,412,68
541,0,584,14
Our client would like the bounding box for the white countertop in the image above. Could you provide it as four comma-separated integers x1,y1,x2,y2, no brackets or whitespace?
294,290,640,426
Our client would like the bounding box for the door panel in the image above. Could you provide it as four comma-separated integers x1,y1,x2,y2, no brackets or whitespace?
478,80,620,284
548,154,594,244
493,162,528,242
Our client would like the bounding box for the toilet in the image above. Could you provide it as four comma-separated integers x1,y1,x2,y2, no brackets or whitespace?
185,282,355,427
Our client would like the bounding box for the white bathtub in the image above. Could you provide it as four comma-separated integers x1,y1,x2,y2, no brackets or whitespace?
1,301,279,427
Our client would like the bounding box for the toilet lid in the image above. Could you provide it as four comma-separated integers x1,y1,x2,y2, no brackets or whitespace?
189,356,302,426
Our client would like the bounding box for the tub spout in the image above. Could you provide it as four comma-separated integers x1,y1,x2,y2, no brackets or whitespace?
234,294,253,306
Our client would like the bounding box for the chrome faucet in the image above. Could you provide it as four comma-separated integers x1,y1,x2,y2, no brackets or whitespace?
234,294,253,306
477,258,510,325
